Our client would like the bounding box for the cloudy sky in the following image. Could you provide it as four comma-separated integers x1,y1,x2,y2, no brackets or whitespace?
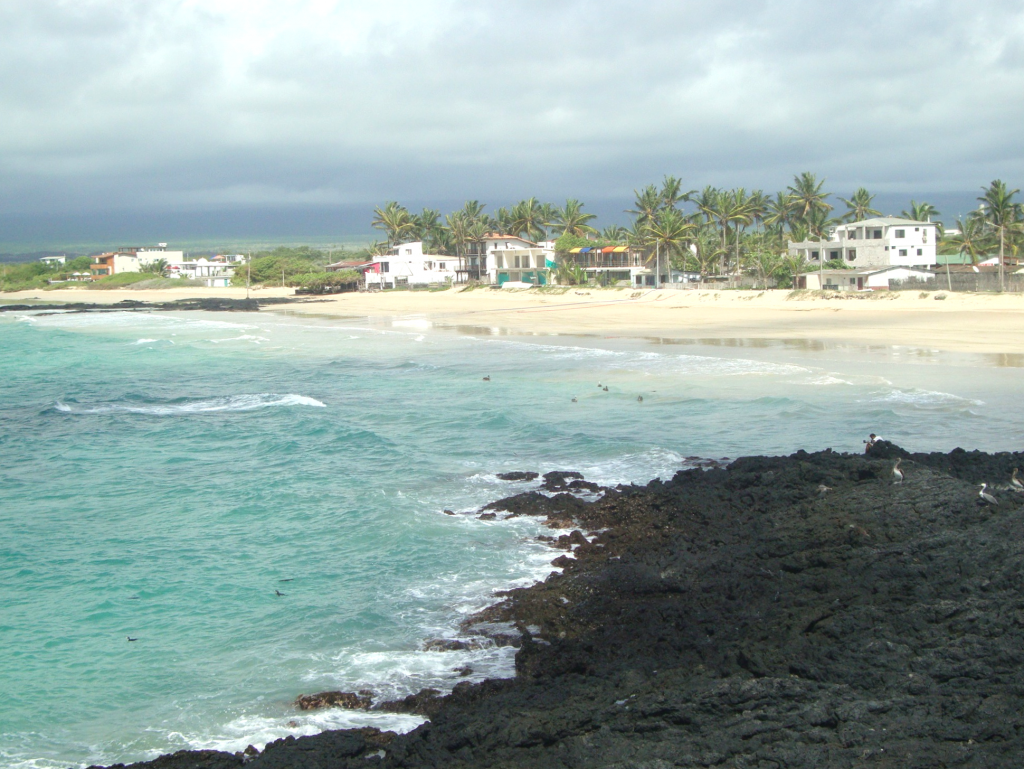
1,0,1022,229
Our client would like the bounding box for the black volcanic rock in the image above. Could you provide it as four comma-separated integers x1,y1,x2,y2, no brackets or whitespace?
98,446,1024,768
495,472,540,482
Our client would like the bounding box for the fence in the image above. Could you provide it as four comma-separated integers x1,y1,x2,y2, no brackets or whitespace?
892,274,1024,293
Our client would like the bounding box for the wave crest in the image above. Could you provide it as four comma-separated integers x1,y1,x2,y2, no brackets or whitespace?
53,394,326,415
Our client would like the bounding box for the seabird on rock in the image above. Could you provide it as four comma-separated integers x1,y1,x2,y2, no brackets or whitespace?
1011,468,1023,493
892,458,904,485
818,484,832,496
979,483,999,505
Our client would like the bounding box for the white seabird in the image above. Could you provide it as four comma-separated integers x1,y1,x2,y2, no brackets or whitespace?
979,483,999,505
892,458,904,485
1011,468,1023,493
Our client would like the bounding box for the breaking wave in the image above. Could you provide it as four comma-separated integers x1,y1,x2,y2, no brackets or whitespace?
53,394,326,415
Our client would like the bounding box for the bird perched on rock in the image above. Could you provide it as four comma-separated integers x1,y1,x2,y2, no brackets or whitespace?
892,458,904,485
818,484,832,497
1011,468,1023,493
979,483,999,505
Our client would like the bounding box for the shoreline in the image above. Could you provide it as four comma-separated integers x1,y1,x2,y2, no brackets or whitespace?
5,286,1024,354
94,442,1024,769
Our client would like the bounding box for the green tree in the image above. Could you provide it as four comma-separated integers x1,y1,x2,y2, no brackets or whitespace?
660,175,695,211
627,184,663,226
142,258,169,277
548,199,597,237
601,225,628,243
371,202,414,247
978,179,1021,290
901,200,940,223
647,208,696,285
747,250,784,289
838,188,881,222
787,172,832,224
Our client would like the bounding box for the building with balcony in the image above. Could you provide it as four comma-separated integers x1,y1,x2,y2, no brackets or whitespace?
562,245,654,286
456,235,553,285
788,217,939,269
365,242,458,289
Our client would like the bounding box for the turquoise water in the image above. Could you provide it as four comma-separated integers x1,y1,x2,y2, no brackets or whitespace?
1,308,1022,768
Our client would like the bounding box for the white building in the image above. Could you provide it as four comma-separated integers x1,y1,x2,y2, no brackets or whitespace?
367,242,458,289
458,235,554,285
789,217,939,269
800,266,935,291
166,256,240,287
40,255,66,266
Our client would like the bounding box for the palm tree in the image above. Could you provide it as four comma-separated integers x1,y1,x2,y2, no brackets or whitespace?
549,199,597,237
763,192,793,234
660,176,695,212
414,208,442,249
787,172,832,224
601,225,628,243
371,202,414,248
725,188,755,273
627,185,663,226
901,200,940,223
838,188,881,222
943,215,988,265
647,208,696,286
978,179,1021,290
747,250,784,289
783,254,809,289
509,198,548,242
685,225,726,279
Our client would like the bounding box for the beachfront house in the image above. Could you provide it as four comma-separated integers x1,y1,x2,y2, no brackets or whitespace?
798,266,935,291
40,255,66,266
89,244,190,279
365,241,457,289
560,244,653,286
454,235,553,286
165,255,242,287
789,217,939,269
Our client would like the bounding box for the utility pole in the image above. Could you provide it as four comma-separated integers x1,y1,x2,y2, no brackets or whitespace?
246,252,251,300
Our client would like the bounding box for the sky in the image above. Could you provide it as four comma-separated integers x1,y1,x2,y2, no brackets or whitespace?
1,0,1023,244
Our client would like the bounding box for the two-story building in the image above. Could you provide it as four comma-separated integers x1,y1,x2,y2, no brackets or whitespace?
89,244,186,279
789,217,939,269
455,235,553,285
366,242,458,289
561,245,652,286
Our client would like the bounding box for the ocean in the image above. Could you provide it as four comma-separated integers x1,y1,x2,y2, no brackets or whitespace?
1,308,1021,768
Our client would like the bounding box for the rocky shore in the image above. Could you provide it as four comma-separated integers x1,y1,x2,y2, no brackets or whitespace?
91,443,1024,768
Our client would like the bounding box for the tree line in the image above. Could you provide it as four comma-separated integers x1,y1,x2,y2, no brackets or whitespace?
371,175,1022,285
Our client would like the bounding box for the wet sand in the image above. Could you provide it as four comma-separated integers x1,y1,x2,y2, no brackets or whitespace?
6,286,1024,354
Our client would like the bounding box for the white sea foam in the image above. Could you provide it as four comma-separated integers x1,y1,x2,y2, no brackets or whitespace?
54,393,326,415
806,375,853,386
873,388,983,408
178,709,425,755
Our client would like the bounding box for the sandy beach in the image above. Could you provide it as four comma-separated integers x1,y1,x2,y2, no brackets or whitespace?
6,286,1024,355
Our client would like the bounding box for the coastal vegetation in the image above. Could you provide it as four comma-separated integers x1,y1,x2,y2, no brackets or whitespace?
371,177,1023,287
228,246,364,288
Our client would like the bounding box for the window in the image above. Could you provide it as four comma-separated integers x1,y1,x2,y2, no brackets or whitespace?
847,249,857,261
850,277,857,285
404,249,412,255
830,250,840,259
899,249,908,257
439,262,446,269
810,250,820,260
872,229,883,239
916,249,922,256
895,229,905,238
424,261,433,270
380,262,390,273
848,230,857,239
